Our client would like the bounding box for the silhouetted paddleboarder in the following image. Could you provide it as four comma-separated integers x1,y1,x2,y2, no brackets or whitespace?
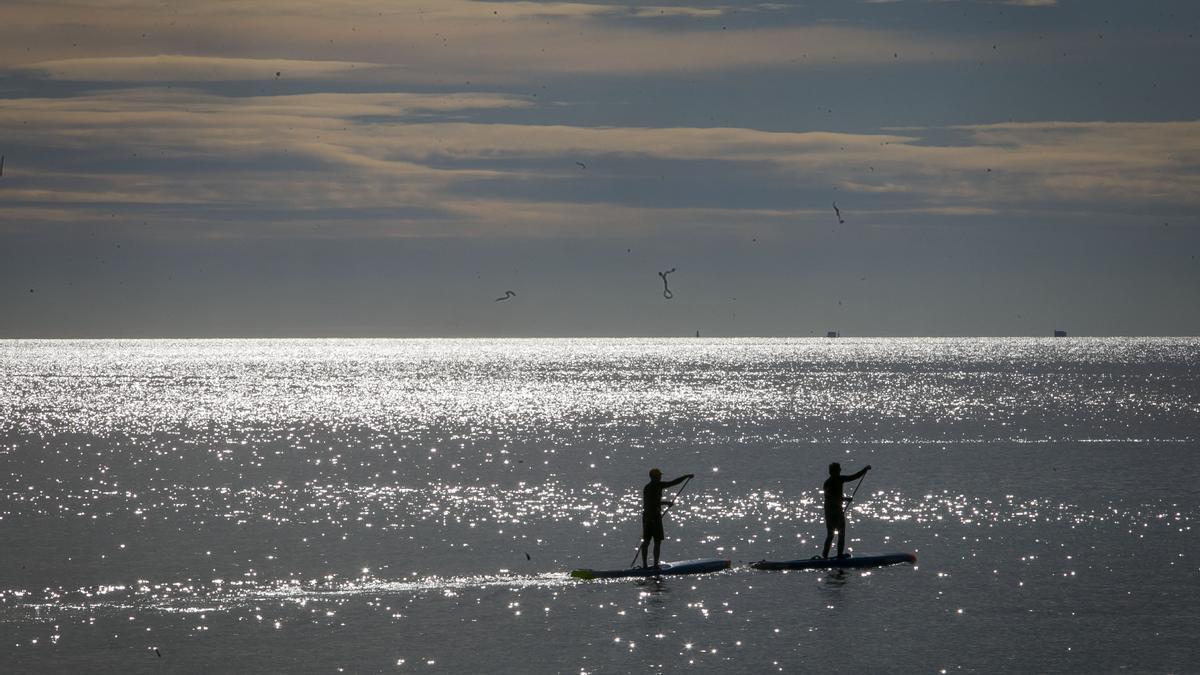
638,468,694,568
822,462,870,558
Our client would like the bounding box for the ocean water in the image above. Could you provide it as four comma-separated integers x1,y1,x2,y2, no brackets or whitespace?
0,338,1196,673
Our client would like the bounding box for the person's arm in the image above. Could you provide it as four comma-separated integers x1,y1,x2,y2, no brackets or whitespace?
663,474,694,488
845,465,871,482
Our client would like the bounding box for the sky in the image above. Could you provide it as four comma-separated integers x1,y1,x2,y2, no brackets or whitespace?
1,0,1197,338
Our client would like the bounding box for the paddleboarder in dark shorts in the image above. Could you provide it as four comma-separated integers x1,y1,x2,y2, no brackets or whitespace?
640,468,694,568
822,462,870,558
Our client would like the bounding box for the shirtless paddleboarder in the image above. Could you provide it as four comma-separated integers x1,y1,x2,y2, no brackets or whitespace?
822,462,870,559
639,468,694,568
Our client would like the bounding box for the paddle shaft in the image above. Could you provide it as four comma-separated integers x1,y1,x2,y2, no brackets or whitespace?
630,476,692,567
843,474,866,517
662,475,692,515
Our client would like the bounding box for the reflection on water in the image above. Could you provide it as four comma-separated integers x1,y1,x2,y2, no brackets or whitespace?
1,338,1197,671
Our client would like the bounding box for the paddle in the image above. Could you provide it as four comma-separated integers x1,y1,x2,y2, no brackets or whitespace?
630,475,693,568
663,475,692,516
843,472,866,517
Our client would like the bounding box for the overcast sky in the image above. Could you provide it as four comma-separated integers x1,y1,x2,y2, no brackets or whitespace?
1,0,1197,337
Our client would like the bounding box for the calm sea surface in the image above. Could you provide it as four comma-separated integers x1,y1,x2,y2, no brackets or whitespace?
1,338,1197,673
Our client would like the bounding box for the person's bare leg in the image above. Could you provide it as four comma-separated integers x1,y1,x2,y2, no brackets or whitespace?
837,527,847,557
652,538,662,567
822,526,836,558
640,538,650,567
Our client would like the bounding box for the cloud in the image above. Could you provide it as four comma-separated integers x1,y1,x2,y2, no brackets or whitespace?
22,55,381,82
0,88,532,120
2,85,1196,239
0,0,984,82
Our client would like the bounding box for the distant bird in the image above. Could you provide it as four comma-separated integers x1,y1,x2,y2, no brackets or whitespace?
576,161,586,169
525,552,531,560
1,154,5,176
658,268,676,299
833,202,845,224
155,649,162,658
494,290,516,302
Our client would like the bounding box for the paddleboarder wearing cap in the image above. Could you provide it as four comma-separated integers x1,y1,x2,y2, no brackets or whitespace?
639,468,694,569
822,462,870,559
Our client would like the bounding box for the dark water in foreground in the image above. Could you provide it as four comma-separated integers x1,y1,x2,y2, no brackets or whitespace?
1,338,1197,672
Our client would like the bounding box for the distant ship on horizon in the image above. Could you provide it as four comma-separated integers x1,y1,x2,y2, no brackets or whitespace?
1054,329,1067,337
826,331,840,338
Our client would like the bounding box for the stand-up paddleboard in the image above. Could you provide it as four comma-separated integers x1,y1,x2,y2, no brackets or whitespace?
571,558,731,580
751,552,916,571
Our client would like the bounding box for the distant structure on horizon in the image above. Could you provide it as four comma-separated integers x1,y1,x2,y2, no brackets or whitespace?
826,331,840,338
1054,329,1067,337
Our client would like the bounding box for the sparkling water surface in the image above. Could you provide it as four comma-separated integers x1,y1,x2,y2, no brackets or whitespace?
1,338,1197,672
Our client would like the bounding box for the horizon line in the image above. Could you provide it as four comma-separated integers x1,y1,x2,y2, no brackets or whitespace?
2,334,1196,341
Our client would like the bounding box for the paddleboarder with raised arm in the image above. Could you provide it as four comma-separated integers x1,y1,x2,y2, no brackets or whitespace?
822,462,870,559
639,468,694,568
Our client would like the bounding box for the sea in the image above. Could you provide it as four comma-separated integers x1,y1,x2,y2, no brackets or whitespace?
0,338,1196,673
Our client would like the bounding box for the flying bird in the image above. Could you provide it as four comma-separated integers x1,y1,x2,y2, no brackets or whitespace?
494,290,516,302
833,202,845,224
575,161,586,169
658,268,676,299
1,154,5,176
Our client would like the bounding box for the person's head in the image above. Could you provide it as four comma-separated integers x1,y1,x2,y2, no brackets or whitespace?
828,462,841,476
649,468,662,481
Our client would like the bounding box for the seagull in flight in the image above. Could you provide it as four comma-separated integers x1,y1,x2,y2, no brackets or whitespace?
658,268,676,299
833,202,845,224
494,290,516,302
576,161,587,169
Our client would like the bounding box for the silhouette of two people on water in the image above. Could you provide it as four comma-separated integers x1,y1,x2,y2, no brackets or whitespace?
822,462,871,558
638,468,694,568
630,462,871,568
